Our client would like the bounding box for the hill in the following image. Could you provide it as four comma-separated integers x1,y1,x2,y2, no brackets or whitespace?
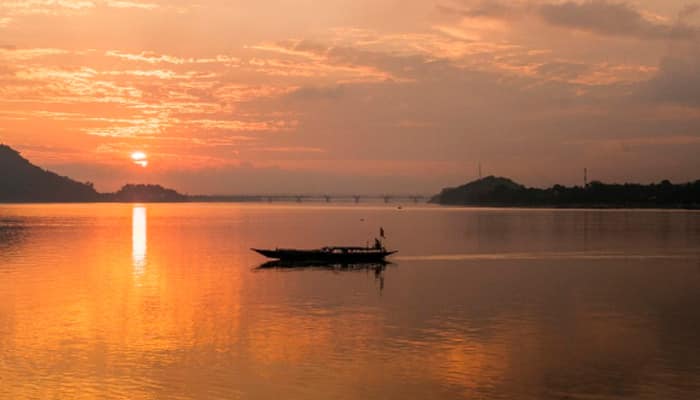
0,144,100,202
107,184,188,202
431,176,700,208
0,144,187,203
431,176,528,205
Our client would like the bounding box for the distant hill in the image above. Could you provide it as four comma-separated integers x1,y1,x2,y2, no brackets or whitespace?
431,176,527,205
0,144,100,202
431,176,700,208
0,144,187,203
107,184,188,202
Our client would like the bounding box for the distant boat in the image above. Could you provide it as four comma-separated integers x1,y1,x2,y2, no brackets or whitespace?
252,246,396,263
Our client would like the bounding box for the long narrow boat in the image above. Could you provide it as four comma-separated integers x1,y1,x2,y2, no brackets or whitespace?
252,246,396,263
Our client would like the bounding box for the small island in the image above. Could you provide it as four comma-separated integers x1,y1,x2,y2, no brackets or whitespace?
431,176,700,209
103,184,188,203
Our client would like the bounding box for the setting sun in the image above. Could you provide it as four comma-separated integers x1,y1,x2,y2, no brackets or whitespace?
131,152,148,168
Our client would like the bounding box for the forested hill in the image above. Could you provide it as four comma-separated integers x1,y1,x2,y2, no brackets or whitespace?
431,176,700,209
0,144,100,202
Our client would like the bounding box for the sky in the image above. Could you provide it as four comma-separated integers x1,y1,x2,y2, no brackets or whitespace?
1,0,699,194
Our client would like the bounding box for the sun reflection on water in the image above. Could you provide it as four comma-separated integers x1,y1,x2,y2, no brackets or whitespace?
132,206,147,273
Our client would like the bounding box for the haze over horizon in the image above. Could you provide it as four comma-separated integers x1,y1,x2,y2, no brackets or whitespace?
1,0,699,194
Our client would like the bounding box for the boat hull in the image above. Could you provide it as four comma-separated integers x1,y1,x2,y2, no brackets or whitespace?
257,260,390,270
252,248,396,263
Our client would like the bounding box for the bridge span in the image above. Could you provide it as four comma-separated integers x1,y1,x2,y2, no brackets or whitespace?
261,194,430,203
189,194,433,203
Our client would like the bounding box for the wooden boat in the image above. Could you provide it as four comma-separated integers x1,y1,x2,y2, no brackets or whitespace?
252,246,396,263
253,228,396,263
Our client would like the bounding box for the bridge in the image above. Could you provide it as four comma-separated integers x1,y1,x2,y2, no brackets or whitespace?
261,194,430,203
191,194,432,203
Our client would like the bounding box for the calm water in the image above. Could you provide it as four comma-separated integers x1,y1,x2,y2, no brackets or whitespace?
1,203,699,399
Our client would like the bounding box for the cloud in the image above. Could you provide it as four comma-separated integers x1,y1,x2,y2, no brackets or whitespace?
104,1,158,10
538,1,699,40
645,43,700,106
536,61,591,80
437,0,516,18
679,4,700,21
0,0,166,27
440,1,699,41
0,0,96,17
0,47,69,61
105,50,186,64
247,41,396,83
287,85,346,101
0,65,14,76
255,146,325,154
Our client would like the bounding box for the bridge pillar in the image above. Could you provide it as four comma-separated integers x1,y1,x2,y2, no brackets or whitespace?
354,196,361,203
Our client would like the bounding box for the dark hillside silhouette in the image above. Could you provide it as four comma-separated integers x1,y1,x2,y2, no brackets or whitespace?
432,176,700,209
0,144,99,202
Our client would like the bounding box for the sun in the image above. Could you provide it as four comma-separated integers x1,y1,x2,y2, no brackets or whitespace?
131,151,148,168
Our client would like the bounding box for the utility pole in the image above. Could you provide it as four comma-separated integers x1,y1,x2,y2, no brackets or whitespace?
584,168,588,188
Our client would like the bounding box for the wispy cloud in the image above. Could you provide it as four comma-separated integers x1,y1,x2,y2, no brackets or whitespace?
104,1,158,10
255,146,325,153
0,0,95,17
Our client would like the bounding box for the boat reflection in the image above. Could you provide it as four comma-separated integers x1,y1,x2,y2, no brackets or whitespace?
255,260,392,292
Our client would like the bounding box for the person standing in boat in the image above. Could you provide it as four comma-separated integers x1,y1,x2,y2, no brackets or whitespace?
374,227,386,250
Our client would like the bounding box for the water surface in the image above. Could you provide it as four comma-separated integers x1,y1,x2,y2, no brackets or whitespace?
1,204,699,399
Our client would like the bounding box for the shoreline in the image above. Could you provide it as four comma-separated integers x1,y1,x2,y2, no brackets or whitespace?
1,200,698,211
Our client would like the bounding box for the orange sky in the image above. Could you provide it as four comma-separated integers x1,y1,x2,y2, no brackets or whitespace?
1,0,699,194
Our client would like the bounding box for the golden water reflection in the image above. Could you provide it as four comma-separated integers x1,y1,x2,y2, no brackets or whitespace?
132,206,147,273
